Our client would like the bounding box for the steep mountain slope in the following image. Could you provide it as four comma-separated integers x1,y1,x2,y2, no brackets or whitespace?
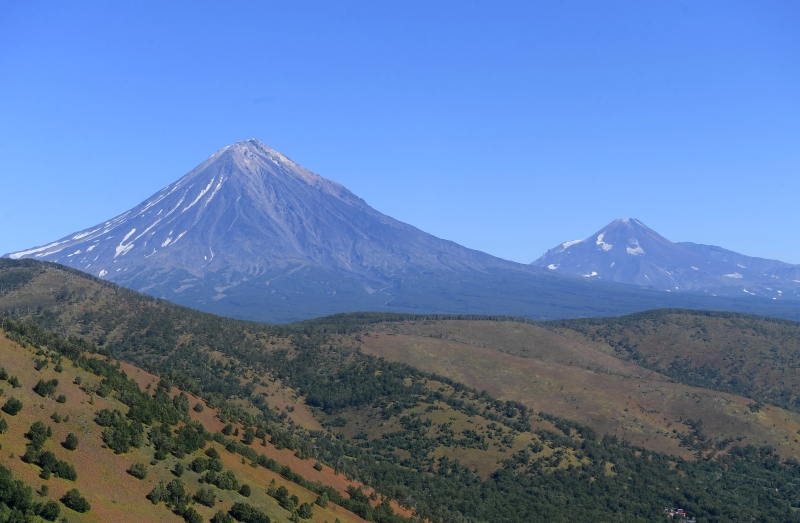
0,327,379,523
7,143,800,322
8,139,513,282
4,140,525,320
533,218,800,300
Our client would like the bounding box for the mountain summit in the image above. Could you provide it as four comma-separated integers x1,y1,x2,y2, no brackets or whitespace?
8,140,540,320
532,218,800,300
9,139,509,281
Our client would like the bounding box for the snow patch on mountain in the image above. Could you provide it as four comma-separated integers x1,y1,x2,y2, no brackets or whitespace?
183,178,215,212
9,241,64,259
626,239,645,256
596,234,613,251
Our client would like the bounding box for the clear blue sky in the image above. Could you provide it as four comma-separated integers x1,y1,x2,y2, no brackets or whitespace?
2,1,799,263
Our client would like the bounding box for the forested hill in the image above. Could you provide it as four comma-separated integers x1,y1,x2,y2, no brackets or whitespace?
0,321,390,523
3,258,800,521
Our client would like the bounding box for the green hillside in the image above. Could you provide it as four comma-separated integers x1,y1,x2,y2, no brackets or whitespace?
3,259,800,522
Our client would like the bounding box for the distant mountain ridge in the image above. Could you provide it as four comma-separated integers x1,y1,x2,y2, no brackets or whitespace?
532,218,800,300
6,142,800,322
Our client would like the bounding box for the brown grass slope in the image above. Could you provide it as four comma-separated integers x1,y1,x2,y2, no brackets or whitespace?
0,262,651,495
361,320,800,461
545,309,800,412
0,332,374,523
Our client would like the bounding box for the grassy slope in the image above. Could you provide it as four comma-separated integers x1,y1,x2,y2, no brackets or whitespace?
360,320,800,460
4,262,800,462
546,310,800,412
0,333,374,523
0,261,560,516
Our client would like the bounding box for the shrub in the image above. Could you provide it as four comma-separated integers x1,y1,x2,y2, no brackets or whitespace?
193,487,217,507
212,511,235,523
51,412,62,423
95,409,144,454
35,451,77,481
148,479,189,506
25,421,51,451
127,463,148,480
61,488,91,513
8,376,19,388
63,433,79,451
202,469,238,491
147,482,167,504
2,397,22,415
56,395,67,404
34,379,59,397
183,506,203,523
0,418,7,434
239,484,251,497
229,502,271,523
297,502,313,519
193,402,205,413
189,456,208,473
36,499,61,521
0,367,7,380
166,479,187,506
172,462,184,477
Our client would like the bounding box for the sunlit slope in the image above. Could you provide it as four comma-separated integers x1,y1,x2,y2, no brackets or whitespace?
361,319,800,460
546,309,800,413
0,332,376,523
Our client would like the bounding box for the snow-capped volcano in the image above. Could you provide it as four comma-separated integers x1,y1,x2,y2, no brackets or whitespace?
9,140,516,282
7,139,542,321
532,218,800,300
8,144,800,322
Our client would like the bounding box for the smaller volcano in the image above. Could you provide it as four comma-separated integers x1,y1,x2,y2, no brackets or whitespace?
532,218,800,300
